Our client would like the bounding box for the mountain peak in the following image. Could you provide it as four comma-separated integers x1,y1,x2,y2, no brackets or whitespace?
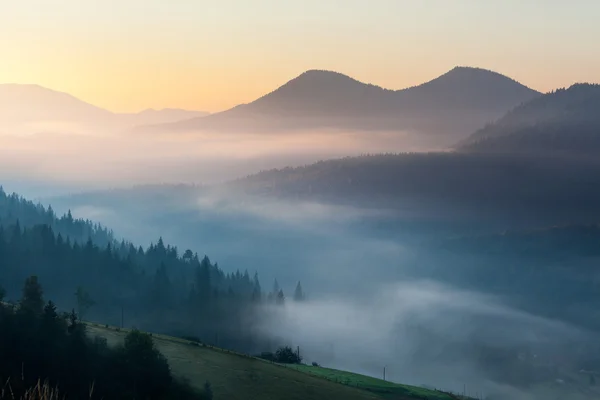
449,65,495,73
429,66,532,87
294,69,357,80
137,66,540,142
298,69,347,77
246,69,385,112
282,69,370,90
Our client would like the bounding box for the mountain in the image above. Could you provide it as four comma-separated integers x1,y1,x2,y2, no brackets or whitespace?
127,108,209,126
0,84,114,133
457,83,600,155
137,67,541,144
229,152,600,228
0,84,208,135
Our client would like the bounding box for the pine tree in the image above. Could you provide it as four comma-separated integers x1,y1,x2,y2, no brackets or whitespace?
293,281,305,302
75,286,95,320
196,256,212,305
68,308,78,333
151,263,172,307
20,275,44,315
276,289,285,306
43,300,58,319
182,249,194,263
251,272,262,303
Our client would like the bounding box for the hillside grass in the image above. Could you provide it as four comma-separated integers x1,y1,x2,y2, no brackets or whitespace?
85,323,457,400
281,364,457,400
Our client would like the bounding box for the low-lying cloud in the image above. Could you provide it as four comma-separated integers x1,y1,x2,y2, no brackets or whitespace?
45,187,600,400
0,127,445,197
256,280,589,399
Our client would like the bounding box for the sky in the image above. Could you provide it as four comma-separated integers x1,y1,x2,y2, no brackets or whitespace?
1,0,599,113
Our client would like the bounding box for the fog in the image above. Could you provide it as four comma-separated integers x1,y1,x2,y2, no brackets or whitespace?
257,281,587,399
0,127,445,198
42,185,600,399
49,190,411,294
2,96,598,398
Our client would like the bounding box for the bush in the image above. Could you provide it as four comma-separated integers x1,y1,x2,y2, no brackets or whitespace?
274,346,302,364
256,347,302,364
111,329,173,399
312,361,321,367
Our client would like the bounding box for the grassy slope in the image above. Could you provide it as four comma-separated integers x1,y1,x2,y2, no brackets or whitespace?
283,364,455,400
86,323,456,400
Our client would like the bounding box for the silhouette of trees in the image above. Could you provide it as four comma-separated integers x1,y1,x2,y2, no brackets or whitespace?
111,329,173,399
20,275,44,315
274,346,302,364
276,289,285,306
75,286,95,320
0,188,302,353
293,281,305,302
460,83,600,154
0,276,207,399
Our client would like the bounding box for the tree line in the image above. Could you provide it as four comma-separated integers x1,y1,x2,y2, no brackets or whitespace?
0,276,210,399
0,187,306,354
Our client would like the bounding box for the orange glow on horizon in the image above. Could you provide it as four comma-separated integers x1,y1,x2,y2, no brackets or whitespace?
1,0,599,113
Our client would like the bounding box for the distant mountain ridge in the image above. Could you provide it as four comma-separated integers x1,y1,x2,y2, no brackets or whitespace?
0,83,209,135
457,83,600,154
138,67,541,144
228,151,600,228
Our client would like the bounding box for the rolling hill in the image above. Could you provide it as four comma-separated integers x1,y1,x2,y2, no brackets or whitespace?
86,322,600,400
136,67,540,144
457,83,600,155
0,84,209,135
227,152,600,228
86,323,465,400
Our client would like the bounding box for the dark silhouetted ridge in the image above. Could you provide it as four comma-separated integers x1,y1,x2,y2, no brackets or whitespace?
458,83,600,155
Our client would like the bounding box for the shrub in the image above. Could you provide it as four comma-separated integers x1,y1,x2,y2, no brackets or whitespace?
274,346,302,364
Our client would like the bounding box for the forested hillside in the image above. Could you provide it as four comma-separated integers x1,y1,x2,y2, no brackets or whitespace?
0,277,207,399
458,84,600,154
0,186,294,353
231,152,600,228
0,186,115,247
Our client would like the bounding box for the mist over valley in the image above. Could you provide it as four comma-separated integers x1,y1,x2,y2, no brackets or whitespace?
2,12,600,397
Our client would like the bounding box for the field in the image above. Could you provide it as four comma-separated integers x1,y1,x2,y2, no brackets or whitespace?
282,364,457,400
85,323,459,400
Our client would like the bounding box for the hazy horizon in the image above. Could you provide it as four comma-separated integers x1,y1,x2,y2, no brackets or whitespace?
2,0,600,113
3,2,600,399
